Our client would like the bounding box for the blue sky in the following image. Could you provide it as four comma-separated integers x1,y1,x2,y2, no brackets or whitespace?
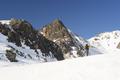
0,0,120,38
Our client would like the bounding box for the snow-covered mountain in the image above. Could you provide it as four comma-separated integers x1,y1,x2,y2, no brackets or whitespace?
88,30,120,54
1,18,119,64
0,18,89,63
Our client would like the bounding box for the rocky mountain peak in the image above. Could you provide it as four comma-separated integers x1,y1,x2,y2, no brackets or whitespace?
40,19,70,41
52,19,63,25
40,19,86,58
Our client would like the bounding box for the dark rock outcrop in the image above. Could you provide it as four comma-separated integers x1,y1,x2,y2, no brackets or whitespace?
117,42,120,49
6,49,17,62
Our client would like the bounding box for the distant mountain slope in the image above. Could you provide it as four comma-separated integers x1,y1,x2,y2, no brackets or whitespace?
88,30,120,53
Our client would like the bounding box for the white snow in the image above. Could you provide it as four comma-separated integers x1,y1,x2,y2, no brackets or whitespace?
0,20,11,25
0,53,120,80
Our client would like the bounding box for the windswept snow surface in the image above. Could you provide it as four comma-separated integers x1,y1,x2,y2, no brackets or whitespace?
0,53,120,80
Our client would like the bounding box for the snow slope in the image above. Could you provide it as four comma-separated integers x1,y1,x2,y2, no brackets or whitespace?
0,53,120,80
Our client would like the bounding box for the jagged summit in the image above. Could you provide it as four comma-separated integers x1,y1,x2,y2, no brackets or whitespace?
52,19,64,24
40,19,70,40
40,19,87,59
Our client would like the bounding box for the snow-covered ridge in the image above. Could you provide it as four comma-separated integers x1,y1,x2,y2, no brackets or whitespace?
0,20,11,25
88,30,120,53
95,30,120,39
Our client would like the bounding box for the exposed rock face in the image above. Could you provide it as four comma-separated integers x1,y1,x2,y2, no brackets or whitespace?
5,50,17,62
117,42,120,49
40,19,85,59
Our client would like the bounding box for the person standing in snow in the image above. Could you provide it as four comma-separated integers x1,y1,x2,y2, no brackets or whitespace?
85,44,89,56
